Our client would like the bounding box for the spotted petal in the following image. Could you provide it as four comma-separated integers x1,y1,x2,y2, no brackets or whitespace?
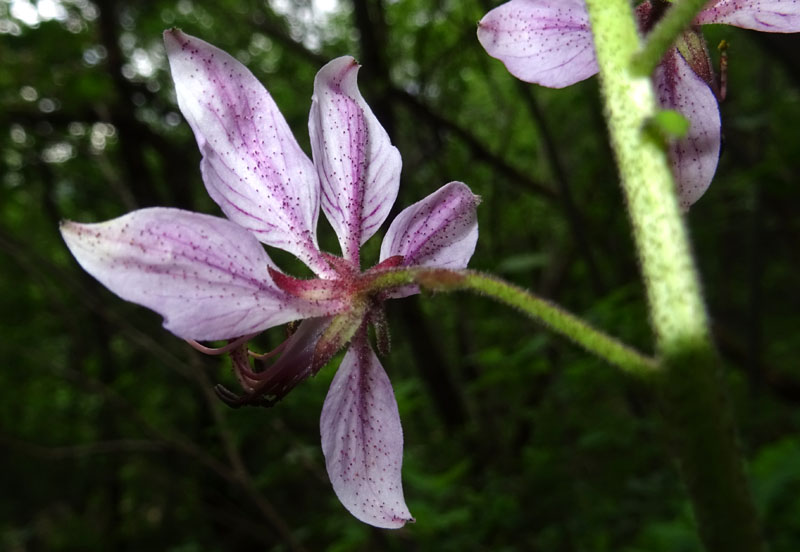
695,0,800,32
654,49,721,208
60,208,338,341
477,0,598,88
380,182,479,269
164,30,328,275
320,332,413,529
378,182,478,299
309,56,401,264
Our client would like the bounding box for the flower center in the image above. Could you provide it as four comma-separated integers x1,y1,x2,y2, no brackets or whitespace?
268,254,406,305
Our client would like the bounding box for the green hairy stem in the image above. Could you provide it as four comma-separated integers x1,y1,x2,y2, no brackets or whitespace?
369,268,655,377
633,0,713,76
582,0,764,551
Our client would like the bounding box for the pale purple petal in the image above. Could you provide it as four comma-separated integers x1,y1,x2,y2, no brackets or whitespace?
309,56,401,263
163,30,329,275
60,208,339,341
378,182,478,299
477,0,598,88
320,333,413,529
654,49,721,208
696,0,800,32
380,182,479,268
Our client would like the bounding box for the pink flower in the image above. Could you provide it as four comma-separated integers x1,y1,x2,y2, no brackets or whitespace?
61,30,480,528
478,0,800,208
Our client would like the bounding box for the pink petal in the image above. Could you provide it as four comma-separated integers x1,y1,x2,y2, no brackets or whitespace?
309,56,401,263
654,49,721,208
378,182,478,299
60,208,338,341
696,0,800,32
477,0,598,88
163,30,329,275
380,182,479,269
320,333,413,528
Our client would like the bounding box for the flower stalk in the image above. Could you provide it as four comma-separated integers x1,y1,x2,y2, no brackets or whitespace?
583,0,764,550
368,267,656,377
633,0,715,76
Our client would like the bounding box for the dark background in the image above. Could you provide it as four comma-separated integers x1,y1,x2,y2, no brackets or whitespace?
2,0,800,550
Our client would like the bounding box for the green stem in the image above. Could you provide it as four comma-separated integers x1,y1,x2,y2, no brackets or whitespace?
632,0,711,76
584,1,764,551
369,268,656,377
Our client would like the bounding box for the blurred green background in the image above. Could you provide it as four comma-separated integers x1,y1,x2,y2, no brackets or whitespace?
2,0,800,550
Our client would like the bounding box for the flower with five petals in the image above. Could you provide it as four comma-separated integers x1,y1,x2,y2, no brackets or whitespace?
61,29,480,528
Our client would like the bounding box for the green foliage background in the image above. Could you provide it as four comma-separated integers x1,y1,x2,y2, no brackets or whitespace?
2,0,800,550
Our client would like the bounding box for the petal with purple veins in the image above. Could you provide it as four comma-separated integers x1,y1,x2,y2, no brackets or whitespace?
163,30,329,275
654,49,721,209
695,0,800,32
477,0,598,88
309,56,401,264
380,181,479,269
320,332,413,529
60,208,339,341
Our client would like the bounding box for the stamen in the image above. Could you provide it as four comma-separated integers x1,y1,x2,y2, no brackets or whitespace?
185,333,255,355
214,384,278,408
213,382,279,408
248,339,288,360
230,346,260,391
218,331,301,407
213,318,330,410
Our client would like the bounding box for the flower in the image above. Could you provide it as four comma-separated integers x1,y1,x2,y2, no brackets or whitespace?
60,29,480,528
477,0,800,208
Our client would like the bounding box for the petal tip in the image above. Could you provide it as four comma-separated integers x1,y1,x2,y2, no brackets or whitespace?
347,498,415,530
377,512,415,529
59,219,86,243
162,27,185,49
317,55,361,89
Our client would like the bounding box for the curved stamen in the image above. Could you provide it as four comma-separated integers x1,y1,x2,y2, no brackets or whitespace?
221,332,305,406
230,345,262,391
214,384,278,408
214,318,332,409
185,333,256,355
248,339,288,361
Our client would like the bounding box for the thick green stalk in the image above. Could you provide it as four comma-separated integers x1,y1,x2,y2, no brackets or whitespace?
632,0,711,75
368,268,655,377
583,1,763,551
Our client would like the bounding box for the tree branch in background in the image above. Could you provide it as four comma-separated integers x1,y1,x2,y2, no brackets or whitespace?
514,81,606,294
